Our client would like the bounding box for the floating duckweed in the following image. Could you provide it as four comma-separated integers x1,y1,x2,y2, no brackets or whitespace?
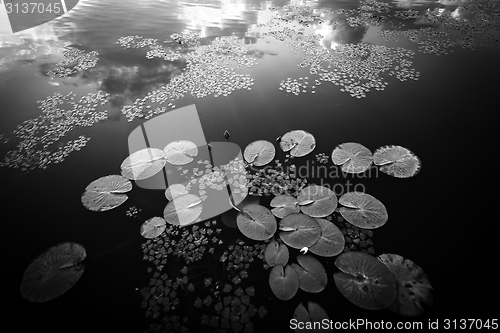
47,49,99,78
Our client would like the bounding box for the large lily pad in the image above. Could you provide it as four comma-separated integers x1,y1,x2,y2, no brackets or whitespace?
293,302,332,333
331,142,373,174
81,175,132,212
309,218,345,257
291,255,328,293
269,264,299,301
270,195,300,219
163,140,198,165
378,253,433,316
334,251,396,310
280,130,316,157
140,217,167,239
20,242,86,302
237,204,277,240
165,184,189,201
264,240,289,266
279,213,322,249
373,145,421,178
297,185,338,218
338,192,388,229
244,140,276,166
120,148,166,180
163,194,203,226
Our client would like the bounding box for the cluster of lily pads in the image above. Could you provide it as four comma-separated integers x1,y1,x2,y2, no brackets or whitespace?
0,91,109,171
46,48,99,78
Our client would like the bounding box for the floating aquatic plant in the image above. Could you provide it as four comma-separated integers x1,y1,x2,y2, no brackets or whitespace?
165,184,189,201
334,251,396,310
20,242,86,302
309,218,345,257
331,142,373,174
280,130,316,157
140,217,167,239
378,253,433,316
269,264,299,301
163,140,198,165
81,175,132,211
270,195,300,218
120,148,166,180
264,239,289,267
244,140,276,166
338,192,388,229
279,213,322,249
236,204,277,241
293,301,332,333
163,194,203,226
373,145,421,178
291,255,328,293
297,185,338,218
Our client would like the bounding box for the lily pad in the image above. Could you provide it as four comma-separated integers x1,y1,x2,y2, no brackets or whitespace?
280,130,316,157
81,175,132,212
309,218,345,257
120,148,166,180
373,145,421,178
165,184,189,201
279,213,322,249
334,251,396,310
163,194,203,226
291,255,327,293
270,195,300,219
297,185,338,218
244,140,276,166
269,264,299,301
338,192,388,229
20,242,86,302
163,140,198,165
378,253,433,316
293,302,332,333
222,195,260,228
264,240,290,266
140,217,167,239
236,204,277,241
331,142,373,174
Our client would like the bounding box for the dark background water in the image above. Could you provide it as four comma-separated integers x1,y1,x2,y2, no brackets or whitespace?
1,0,498,332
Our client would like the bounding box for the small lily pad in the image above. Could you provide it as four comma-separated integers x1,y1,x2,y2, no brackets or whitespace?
20,242,86,302
270,195,300,219
120,148,166,180
140,217,167,239
373,145,421,178
378,253,433,316
291,255,328,293
264,240,289,266
163,140,198,165
309,218,345,257
236,204,277,241
279,213,322,249
280,130,316,157
163,194,203,226
165,184,189,201
293,302,332,333
334,251,396,310
244,140,276,166
297,185,338,218
81,175,132,212
269,264,299,301
338,192,388,229
331,142,373,174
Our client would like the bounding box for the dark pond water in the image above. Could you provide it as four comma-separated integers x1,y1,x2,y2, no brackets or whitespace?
1,0,498,332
